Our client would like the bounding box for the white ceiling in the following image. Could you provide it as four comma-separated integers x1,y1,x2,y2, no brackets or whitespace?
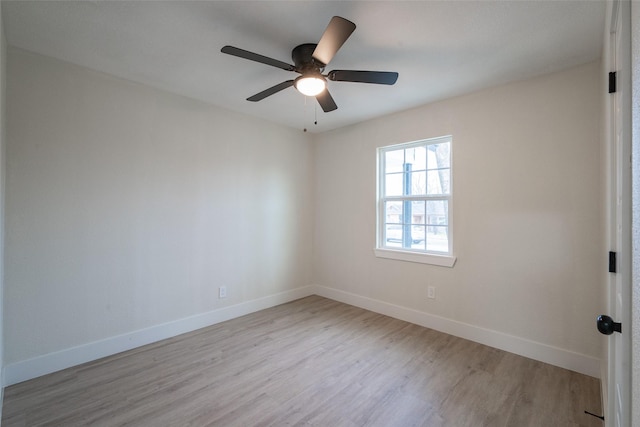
2,1,606,133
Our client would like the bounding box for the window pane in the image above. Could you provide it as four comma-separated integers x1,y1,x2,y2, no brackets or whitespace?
426,200,448,225
428,142,450,169
385,149,404,173
408,171,426,195
385,173,403,196
427,170,450,195
440,169,451,194
385,224,402,248
405,146,426,171
426,226,449,252
385,201,402,224
411,201,425,224
411,225,426,250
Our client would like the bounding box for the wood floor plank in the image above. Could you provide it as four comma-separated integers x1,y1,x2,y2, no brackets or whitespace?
2,296,602,426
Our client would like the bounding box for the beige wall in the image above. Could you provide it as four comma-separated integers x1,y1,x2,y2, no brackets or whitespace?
313,61,603,364
4,48,314,365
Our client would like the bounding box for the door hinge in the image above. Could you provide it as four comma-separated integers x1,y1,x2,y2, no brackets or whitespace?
608,71,617,93
609,251,617,273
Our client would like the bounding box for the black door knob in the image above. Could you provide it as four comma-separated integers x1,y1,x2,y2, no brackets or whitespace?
597,315,622,335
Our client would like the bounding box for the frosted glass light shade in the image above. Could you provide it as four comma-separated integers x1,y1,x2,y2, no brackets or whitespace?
295,75,326,97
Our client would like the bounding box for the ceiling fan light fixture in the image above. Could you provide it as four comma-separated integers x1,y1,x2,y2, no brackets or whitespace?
294,74,326,97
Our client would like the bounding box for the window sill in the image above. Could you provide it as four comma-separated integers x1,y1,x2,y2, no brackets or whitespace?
374,248,457,267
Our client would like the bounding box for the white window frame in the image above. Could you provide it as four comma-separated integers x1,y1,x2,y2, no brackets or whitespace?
375,136,456,267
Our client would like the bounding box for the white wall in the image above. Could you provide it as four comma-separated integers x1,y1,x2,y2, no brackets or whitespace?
313,61,603,376
3,46,605,384
4,48,314,371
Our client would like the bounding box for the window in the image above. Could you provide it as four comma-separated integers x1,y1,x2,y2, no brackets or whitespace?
376,136,455,267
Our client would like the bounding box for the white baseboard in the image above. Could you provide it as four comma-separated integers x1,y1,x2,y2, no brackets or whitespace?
4,284,601,386
3,286,315,386
312,285,601,378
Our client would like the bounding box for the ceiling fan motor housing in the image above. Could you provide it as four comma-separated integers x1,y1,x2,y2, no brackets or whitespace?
292,43,324,71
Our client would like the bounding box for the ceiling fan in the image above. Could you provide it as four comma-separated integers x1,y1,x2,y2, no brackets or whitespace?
221,16,399,112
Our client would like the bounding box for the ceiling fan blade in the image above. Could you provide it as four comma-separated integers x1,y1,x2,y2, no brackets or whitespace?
312,16,356,66
247,80,295,102
328,70,399,85
221,46,295,71
316,89,338,112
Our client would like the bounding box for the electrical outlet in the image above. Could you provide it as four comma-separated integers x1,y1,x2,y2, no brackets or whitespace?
218,286,227,299
427,286,436,299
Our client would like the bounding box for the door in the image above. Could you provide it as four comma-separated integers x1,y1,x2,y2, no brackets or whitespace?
603,1,632,426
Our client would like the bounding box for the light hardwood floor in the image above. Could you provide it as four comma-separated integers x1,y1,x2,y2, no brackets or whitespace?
3,296,601,426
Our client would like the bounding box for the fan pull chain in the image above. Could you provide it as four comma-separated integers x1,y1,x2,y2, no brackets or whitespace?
302,95,307,132
303,96,308,132
302,96,320,132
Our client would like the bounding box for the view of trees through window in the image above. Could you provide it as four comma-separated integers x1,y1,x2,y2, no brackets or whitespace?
379,137,451,254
